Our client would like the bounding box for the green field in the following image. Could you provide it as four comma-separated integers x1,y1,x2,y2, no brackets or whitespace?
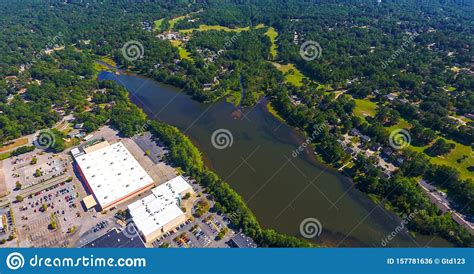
180,25,250,33
264,27,278,59
386,118,412,132
154,18,164,31
353,99,377,121
446,86,456,92
179,23,265,34
100,56,117,67
155,10,203,32
0,152,11,160
271,62,304,86
409,138,473,180
93,56,116,77
169,15,188,30
170,40,193,61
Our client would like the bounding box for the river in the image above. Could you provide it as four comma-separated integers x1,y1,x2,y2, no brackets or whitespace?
99,70,451,247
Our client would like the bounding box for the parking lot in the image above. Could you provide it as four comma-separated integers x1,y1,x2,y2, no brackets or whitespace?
151,206,236,248
133,132,168,165
6,152,67,189
13,179,84,247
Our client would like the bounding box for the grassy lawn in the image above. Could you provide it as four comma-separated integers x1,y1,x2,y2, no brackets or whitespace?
353,99,377,121
154,18,164,31
0,138,28,153
408,138,473,180
264,27,278,59
0,152,11,161
429,140,472,180
266,102,285,122
169,40,193,61
271,62,304,86
100,56,117,67
446,86,456,92
93,62,108,77
93,56,116,77
180,24,266,34
169,15,189,30
180,25,250,33
225,90,242,106
453,114,472,124
386,118,412,132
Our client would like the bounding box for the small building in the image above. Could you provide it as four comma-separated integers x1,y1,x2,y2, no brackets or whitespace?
74,123,84,129
82,195,97,210
228,233,257,248
344,146,356,155
83,134,93,141
360,135,371,143
350,128,361,136
67,129,80,139
370,143,382,151
384,94,397,101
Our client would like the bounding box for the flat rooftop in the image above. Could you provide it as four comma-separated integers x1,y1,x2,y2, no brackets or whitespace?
82,228,145,248
128,176,192,237
229,233,257,248
74,141,154,209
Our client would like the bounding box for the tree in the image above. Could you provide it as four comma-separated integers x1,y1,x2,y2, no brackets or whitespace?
424,139,455,157
35,169,42,177
49,220,57,230
15,181,22,190
15,195,24,202
68,226,77,234
213,201,222,212
376,107,400,126
30,157,37,165
216,227,228,240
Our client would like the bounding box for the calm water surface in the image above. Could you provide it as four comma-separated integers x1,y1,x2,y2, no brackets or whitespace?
99,71,451,247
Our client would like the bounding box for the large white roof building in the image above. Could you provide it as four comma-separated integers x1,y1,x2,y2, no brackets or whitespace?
74,141,154,210
128,176,193,243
